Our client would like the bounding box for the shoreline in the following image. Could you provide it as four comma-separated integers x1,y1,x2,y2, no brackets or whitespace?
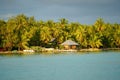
0,48,120,54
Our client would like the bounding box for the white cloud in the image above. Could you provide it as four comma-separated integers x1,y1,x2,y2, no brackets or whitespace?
0,13,17,20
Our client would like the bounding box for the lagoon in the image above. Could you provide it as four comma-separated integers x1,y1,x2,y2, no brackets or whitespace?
0,51,120,80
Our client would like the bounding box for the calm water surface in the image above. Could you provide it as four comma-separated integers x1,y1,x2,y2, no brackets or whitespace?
0,51,120,80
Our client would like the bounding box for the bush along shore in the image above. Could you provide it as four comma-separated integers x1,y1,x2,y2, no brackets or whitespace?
0,14,120,52
0,48,120,54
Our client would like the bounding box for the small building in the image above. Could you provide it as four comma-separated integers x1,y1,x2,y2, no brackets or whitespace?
0,47,4,51
61,40,79,50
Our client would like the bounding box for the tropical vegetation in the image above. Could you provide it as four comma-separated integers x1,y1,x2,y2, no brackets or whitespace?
0,14,120,51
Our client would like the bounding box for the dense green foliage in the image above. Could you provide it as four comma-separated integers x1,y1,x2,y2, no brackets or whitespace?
0,14,120,51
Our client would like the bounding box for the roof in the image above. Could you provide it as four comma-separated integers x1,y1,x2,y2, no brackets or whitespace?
61,40,79,45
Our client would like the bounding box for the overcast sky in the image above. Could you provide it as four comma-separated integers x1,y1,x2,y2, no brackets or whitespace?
0,0,120,24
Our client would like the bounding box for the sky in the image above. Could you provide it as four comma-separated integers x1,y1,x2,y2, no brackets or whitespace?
0,0,120,24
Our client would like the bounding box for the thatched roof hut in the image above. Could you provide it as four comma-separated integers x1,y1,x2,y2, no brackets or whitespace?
61,40,79,49
61,40,79,45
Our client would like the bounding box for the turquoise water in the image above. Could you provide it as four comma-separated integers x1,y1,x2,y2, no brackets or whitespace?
0,51,120,80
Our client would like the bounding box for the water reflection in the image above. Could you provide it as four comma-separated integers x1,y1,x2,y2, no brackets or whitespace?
0,50,120,57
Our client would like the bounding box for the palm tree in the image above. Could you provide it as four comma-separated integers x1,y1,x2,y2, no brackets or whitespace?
87,25,103,48
39,26,52,46
0,20,6,48
59,18,68,25
8,14,35,50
